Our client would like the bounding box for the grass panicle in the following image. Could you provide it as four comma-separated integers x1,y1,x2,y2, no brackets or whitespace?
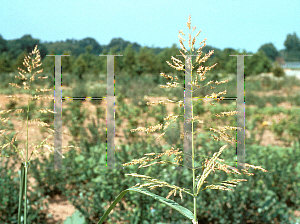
0,45,78,161
121,15,268,224
0,45,79,224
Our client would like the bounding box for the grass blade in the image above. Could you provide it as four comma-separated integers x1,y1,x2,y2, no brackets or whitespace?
97,187,194,224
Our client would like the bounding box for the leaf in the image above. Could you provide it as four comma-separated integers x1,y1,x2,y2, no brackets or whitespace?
64,210,86,224
18,162,29,224
97,187,194,224
75,155,85,162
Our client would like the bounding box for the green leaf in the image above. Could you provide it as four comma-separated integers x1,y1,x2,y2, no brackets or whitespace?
97,187,194,224
18,162,29,224
64,210,86,224
75,155,85,162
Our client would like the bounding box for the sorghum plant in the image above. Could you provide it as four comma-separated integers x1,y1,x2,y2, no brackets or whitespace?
0,45,77,223
98,15,268,224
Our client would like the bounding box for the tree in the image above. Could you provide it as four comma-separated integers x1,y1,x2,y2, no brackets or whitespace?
61,50,73,73
284,32,300,52
73,55,87,80
0,52,13,73
82,45,96,72
224,49,249,76
210,48,236,75
283,33,300,61
122,44,137,76
7,35,48,60
287,51,300,62
12,50,28,72
106,37,141,53
224,49,272,77
245,50,273,76
41,49,56,74
107,38,128,53
78,37,102,55
211,48,223,67
157,44,181,77
107,45,123,74
135,47,157,75
258,43,279,61
0,34,8,53
45,39,79,57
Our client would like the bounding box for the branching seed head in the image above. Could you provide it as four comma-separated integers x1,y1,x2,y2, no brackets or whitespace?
0,45,79,161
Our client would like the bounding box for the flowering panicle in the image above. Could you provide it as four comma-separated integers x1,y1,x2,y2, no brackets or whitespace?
120,16,268,224
0,45,79,161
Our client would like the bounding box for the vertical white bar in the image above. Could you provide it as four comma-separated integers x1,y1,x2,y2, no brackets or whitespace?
230,54,252,169
98,55,123,170
45,55,70,170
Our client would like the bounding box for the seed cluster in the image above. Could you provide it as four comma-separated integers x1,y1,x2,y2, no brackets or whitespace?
121,16,268,224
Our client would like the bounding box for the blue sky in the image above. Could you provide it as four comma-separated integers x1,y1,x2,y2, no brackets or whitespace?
1,0,299,54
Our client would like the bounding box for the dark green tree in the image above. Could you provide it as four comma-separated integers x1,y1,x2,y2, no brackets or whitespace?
78,37,102,55
224,49,249,76
41,49,56,74
209,47,236,77
82,45,96,72
135,46,157,75
224,49,271,77
284,32,300,52
12,50,28,72
91,55,105,77
156,44,181,76
258,43,279,61
122,44,137,76
7,35,48,60
0,34,8,53
285,50,300,62
219,48,239,74
222,47,238,57
245,50,273,76
107,38,129,53
284,32,300,61
44,39,79,57
73,54,87,80
0,52,13,73
210,48,223,73
61,50,73,73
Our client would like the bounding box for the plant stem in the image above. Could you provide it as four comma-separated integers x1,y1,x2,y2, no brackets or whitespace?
24,163,28,224
26,85,30,162
17,163,24,224
23,76,31,224
189,47,197,223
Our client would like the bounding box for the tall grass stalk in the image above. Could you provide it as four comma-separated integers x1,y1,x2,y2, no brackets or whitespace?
97,15,268,224
0,45,77,223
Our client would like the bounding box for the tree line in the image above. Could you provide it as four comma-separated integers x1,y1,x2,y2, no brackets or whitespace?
0,32,299,81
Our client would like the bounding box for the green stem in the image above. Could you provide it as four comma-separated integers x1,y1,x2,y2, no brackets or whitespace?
18,163,25,224
26,85,30,162
189,47,197,223
17,162,29,224
23,69,31,224
24,163,28,224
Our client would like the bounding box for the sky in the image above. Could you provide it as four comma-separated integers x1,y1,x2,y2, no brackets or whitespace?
0,0,299,54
